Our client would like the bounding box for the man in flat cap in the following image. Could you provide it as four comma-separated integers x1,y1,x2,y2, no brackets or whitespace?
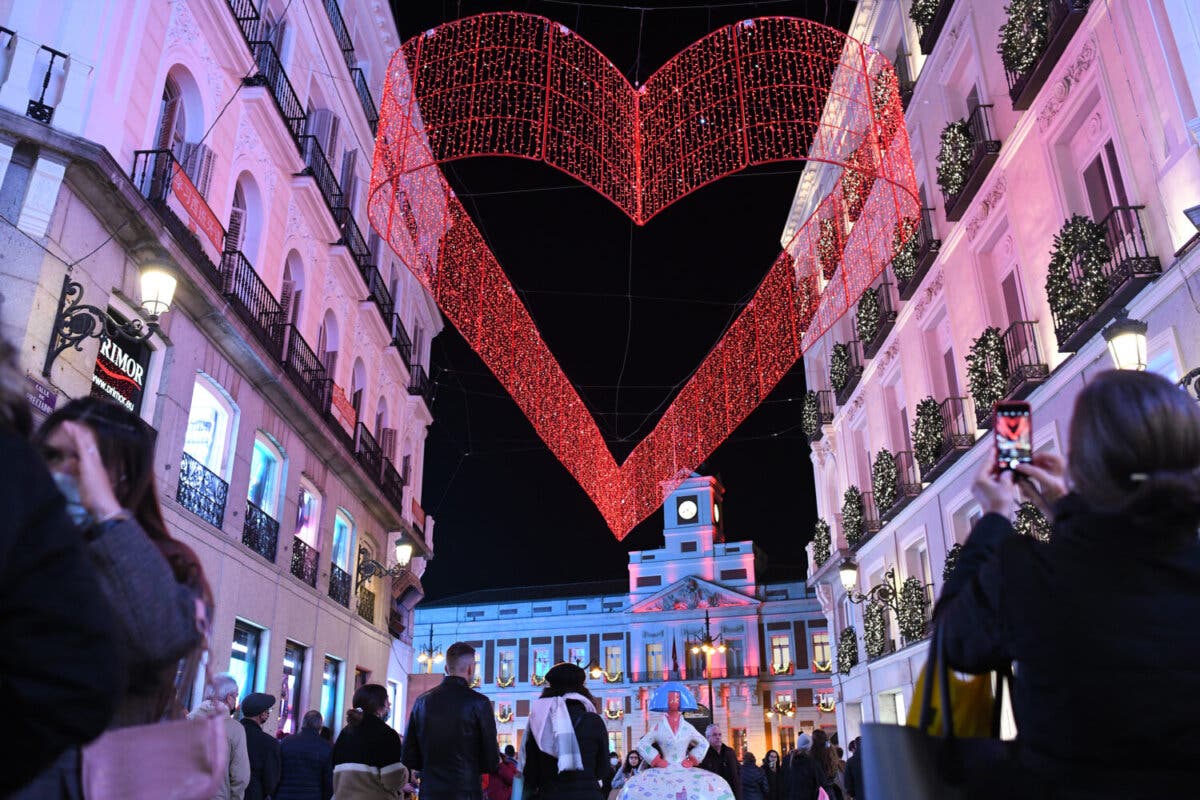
241,692,282,800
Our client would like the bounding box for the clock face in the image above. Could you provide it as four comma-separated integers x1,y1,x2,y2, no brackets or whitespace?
677,498,698,521
713,504,720,523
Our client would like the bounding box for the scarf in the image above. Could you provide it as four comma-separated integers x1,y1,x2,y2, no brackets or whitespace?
522,693,596,773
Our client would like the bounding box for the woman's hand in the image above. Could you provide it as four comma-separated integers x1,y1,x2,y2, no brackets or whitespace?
64,422,123,519
681,755,698,768
971,458,1019,518
650,756,668,768
1015,453,1068,517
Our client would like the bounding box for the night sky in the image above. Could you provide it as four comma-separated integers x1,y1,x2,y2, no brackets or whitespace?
391,0,856,600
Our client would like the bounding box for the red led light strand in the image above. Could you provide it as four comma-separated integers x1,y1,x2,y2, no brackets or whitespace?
370,14,919,538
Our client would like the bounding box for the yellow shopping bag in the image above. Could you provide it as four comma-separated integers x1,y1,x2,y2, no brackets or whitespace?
906,660,997,738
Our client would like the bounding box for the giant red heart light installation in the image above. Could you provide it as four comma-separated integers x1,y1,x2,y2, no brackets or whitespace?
369,14,919,539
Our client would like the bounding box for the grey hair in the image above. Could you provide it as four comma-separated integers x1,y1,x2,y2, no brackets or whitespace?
706,724,721,735
302,710,324,731
208,672,240,701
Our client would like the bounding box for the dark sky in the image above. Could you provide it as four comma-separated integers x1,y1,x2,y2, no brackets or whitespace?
391,0,856,600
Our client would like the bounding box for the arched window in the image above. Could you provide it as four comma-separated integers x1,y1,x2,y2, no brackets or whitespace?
293,477,322,550
317,310,339,376
155,76,186,157
247,433,285,519
375,397,396,460
183,375,237,478
155,68,213,197
332,508,354,571
350,358,367,420
227,173,264,264
281,250,305,327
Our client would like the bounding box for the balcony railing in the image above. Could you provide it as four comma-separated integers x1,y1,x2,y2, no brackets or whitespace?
896,207,941,300
895,51,916,111
350,67,380,134
321,0,357,72
880,450,923,523
917,0,955,55
280,324,332,414
332,206,373,269
390,315,413,369
246,40,306,144
290,536,319,587
861,283,899,359
222,249,286,354
354,423,384,482
1051,206,1161,353
225,0,261,44
1001,320,1050,399
861,491,882,539
381,458,407,516
357,586,376,624
807,390,835,443
1006,0,1091,110
362,264,394,320
834,340,865,406
944,104,1002,222
329,563,351,607
176,451,228,529
409,364,434,406
297,135,344,217
922,397,977,483
623,666,762,683
131,150,225,283
242,501,279,562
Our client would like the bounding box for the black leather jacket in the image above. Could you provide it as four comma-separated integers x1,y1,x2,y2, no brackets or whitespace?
403,676,500,800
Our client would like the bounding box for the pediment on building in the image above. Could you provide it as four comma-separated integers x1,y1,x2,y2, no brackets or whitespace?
630,576,759,614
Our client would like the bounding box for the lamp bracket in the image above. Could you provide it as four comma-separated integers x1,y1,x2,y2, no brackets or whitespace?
355,545,407,593
43,274,157,377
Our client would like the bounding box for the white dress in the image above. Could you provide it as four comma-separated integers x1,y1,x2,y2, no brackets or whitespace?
613,716,735,800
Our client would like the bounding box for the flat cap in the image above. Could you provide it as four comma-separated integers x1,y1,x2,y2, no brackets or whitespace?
241,692,276,717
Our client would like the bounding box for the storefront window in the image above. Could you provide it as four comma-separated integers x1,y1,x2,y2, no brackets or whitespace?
229,620,263,703
280,641,306,735
332,510,354,570
321,656,341,734
247,435,282,518
294,482,321,549
184,379,233,475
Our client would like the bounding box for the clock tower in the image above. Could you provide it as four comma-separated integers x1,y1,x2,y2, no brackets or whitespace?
664,472,725,549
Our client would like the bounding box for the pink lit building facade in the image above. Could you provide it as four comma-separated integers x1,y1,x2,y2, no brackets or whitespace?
791,0,1200,742
0,0,441,736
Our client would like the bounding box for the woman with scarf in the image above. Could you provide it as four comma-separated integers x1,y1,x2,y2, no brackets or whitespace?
522,663,612,799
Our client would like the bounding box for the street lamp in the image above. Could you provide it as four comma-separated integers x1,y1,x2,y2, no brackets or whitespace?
685,610,727,712
416,625,443,673
1102,309,1148,372
43,268,178,377
355,532,414,592
838,560,903,616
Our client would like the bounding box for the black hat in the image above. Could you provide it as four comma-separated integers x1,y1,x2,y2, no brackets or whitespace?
545,662,587,690
241,692,276,717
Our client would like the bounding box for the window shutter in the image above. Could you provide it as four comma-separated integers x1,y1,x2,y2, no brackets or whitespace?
182,143,216,198
280,279,295,323
226,205,245,253
326,114,340,167
381,428,396,460
268,19,287,56
322,349,337,376
156,93,180,152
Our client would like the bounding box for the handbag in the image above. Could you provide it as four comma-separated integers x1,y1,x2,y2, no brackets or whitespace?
861,624,1015,800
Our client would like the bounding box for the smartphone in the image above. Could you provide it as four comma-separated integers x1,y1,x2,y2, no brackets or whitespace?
994,401,1032,471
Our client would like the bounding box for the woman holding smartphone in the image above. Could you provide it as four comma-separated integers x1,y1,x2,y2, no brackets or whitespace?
935,370,1200,798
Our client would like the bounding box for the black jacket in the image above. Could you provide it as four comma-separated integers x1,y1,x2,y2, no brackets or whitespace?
242,718,282,800
740,762,769,800
0,430,121,796
700,744,742,800
764,764,783,800
936,499,1200,797
783,751,823,800
403,675,500,800
277,728,333,800
842,752,863,800
523,700,611,800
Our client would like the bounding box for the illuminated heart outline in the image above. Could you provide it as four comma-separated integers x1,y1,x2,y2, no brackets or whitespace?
369,14,919,538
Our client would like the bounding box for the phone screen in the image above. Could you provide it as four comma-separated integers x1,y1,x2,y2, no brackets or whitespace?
994,403,1032,470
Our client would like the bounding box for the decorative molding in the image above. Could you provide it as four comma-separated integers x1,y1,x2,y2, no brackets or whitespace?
166,0,223,105
1037,37,1098,132
876,342,900,373
235,114,280,193
965,174,1007,242
848,392,866,419
913,270,946,321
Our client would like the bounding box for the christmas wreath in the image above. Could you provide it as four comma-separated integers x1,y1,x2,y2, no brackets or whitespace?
872,67,901,147
842,485,865,547
891,217,919,283
812,518,832,567
856,286,882,345
912,397,945,471
966,326,1010,420
864,601,887,659
937,120,974,199
837,627,859,674
1046,214,1112,329
1015,501,1052,541
819,216,843,281
830,343,851,392
998,0,1050,78
802,391,821,438
943,542,963,583
910,0,941,29
872,449,898,514
898,577,930,642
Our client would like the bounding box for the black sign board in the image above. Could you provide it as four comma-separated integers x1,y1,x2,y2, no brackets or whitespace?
90,310,151,414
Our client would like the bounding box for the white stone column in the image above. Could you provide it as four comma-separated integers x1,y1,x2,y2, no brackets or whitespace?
51,55,92,135
0,138,15,189
1164,0,1200,137
0,36,38,115
17,154,67,238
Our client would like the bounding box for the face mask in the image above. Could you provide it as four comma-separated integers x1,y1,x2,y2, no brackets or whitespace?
610,758,620,768
52,472,92,529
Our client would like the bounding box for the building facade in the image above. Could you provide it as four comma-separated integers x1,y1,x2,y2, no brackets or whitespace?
413,475,835,758
0,0,442,735
787,0,1200,743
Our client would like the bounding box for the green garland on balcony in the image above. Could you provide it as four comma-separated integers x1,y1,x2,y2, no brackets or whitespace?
842,486,865,547
898,577,930,642
912,397,945,471
1015,501,1052,542
936,120,973,199
872,449,898,514
966,326,1010,420
1045,214,1112,329
998,0,1051,78
943,542,963,583
837,627,859,674
819,216,842,281
872,67,901,147
864,601,887,659
910,0,941,28
891,217,919,283
812,518,832,567
856,287,882,345
802,390,821,438
830,343,851,392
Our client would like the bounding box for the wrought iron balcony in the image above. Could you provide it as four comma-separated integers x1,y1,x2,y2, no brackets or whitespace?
321,0,357,72
242,501,279,562
131,150,224,286
245,40,306,145
362,264,394,320
332,206,373,270
833,340,865,406
917,0,955,55
1006,0,1091,110
27,44,67,124
860,491,883,540
381,459,407,516
944,104,1002,222
390,315,413,369
921,397,977,483
222,249,285,355
280,324,332,414
354,423,384,482
357,586,376,624
896,208,941,300
1051,206,1161,353
290,536,319,587
297,135,344,218
895,50,916,111
350,67,379,135
806,390,834,443
861,283,899,359
879,450,924,523
176,452,228,529
408,364,434,406
224,0,261,44
974,320,1050,428
329,563,351,607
